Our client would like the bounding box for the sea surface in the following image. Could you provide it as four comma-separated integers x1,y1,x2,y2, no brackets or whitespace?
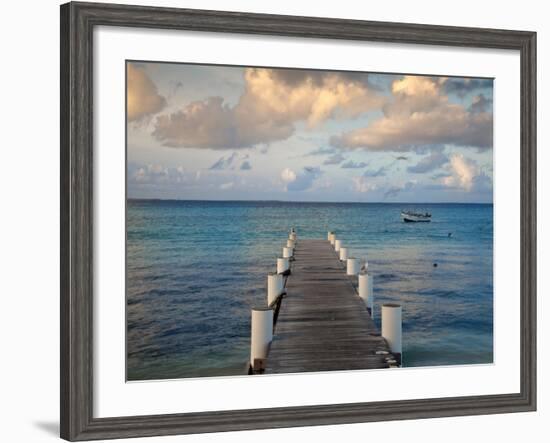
127,200,493,380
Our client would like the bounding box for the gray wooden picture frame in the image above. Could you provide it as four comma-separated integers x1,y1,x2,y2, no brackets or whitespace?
60,1,537,440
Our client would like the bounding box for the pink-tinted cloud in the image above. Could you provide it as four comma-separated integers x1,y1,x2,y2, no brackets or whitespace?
127,64,166,122
331,76,492,152
152,68,383,149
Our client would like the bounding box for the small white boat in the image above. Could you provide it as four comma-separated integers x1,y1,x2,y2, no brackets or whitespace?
401,210,431,222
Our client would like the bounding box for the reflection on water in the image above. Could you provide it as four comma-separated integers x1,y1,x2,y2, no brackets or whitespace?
127,200,493,380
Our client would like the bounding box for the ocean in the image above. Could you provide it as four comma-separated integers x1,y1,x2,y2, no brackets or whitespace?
126,200,493,380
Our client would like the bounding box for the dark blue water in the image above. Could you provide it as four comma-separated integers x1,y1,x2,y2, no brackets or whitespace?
127,200,493,380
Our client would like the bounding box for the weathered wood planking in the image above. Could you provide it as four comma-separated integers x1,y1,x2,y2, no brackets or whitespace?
264,239,395,374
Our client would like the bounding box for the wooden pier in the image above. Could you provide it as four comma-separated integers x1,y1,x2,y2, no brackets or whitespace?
261,239,398,374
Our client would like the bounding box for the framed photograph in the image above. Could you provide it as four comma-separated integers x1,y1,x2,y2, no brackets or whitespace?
60,1,536,440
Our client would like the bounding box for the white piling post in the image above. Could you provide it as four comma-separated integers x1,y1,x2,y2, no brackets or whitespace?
339,247,349,261
289,232,297,241
283,247,293,258
250,307,274,368
277,257,289,274
346,257,360,275
330,233,336,245
334,239,342,252
358,272,374,317
327,231,333,241
382,303,402,365
286,239,296,248
267,273,284,306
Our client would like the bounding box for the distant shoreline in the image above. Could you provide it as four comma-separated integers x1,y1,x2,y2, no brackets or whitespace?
127,197,493,205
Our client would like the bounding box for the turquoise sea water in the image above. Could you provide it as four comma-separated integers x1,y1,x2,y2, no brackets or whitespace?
127,200,493,380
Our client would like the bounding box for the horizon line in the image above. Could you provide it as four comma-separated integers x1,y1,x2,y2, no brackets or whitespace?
127,197,493,205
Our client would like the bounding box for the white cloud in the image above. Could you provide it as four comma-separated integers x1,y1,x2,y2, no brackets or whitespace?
441,154,476,190
281,167,297,183
407,152,449,173
209,152,239,170
240,160,252,170
305,146,338,156
323,153,346,165
383,181,415,199
133,164,165,182
129,163,246,191
220,182,234,190
440,154,492,192
131,164,188,184
281,166,322,192
353,176,377,193
341,160,368,169
362,166,387,177
209,152,253,171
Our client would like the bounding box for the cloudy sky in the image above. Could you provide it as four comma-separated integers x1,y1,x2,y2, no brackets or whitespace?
127,61,493,203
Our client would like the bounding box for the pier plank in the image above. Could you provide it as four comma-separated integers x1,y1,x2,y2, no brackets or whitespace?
264,239,396,374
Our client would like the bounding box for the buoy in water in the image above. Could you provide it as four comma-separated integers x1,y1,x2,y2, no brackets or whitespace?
433,263,438,267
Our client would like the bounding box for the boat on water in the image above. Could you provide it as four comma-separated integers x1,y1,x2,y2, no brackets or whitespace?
401,210,431,223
